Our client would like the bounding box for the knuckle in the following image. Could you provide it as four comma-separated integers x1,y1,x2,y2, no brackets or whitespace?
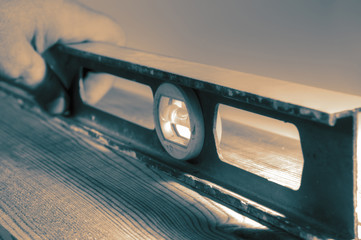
1,49,32,80
1,63,24,80
0,47,45,87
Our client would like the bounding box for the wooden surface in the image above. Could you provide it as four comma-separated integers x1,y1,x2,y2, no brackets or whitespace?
0,89,298,239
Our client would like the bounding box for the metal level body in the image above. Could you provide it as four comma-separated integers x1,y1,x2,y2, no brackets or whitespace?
46,42,361,239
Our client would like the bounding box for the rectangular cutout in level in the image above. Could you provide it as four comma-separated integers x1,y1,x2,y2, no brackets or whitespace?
80,72,154,129
215,105,304,190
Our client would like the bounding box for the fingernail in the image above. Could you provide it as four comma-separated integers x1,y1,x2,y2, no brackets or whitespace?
42,90,70,115
32,67,70,115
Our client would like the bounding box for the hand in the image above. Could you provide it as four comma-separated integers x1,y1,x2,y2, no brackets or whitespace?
0,0,125,113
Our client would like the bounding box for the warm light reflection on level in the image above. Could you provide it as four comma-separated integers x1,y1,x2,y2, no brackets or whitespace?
159,96,191,146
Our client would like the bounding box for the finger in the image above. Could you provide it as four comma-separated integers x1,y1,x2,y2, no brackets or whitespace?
55,1,126,47
0,38,69,114
0,38,46,88
20,42,70,114
80,72,115,105
31,67,70,115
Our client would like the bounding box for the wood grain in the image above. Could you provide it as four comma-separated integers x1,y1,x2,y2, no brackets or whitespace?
0,89,297,239
219,119,303,190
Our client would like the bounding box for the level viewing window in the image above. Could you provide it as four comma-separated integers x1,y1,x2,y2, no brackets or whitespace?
214,105,304,190
80,73,154,129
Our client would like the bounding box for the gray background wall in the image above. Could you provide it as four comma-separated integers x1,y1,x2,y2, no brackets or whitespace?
79,0,361,96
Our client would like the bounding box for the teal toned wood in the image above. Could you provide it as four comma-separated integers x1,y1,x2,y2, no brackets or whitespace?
0,89,296,239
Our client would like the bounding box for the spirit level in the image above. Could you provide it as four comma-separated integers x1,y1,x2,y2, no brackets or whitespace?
154,83,204,160
41,42,361,239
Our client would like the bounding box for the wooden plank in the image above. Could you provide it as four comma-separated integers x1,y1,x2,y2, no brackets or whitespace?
0,89,297,239
63,42,361,122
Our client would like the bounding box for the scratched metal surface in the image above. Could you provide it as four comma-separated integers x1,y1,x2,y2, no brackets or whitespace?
59,42,361,126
